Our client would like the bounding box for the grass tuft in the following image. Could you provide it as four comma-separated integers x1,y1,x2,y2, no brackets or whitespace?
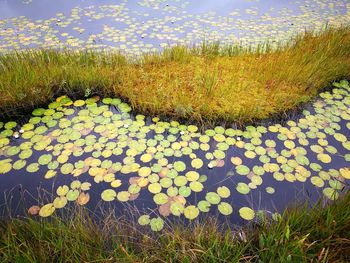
0,26,349,124
0,193,349,262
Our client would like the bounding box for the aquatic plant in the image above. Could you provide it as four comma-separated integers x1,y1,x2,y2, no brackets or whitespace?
0,80,348,232
0,27,349,123
0,192,349,262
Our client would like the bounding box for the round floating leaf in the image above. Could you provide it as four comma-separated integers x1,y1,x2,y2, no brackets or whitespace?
153,193,168,205
239,207,255,220
173,161,186,172
323,187,339,200
56,185,69,196
197,200,211,212
236,182,250,195
28,205,40,216
71,180,81,190
117,191,130,202
340,168,350,179
217,186,230,198
61,163,74,175
150,217,164,232
317,153,332,164
189,181,203,192
66,189,79,201
191,158,203,169
53,196,67,209
334,133,346,142
38,154,52,165
205,192,221,205
185,171,200,182
39,203,55,217
179,186,191,197
77,192,90,205
174,176,187,187
184,205,199,220
0,162,12,174
101,189,116,202
139,167,152,177
236,165,250,175
13,160,26,170
218,202,233,215
310,176,324,188
81,182,92,191
138,215,150,226
265,187,275,194
170,202,184,216
26,163,39,173
148,183,162,194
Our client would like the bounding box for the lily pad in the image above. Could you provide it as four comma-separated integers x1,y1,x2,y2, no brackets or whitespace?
218,202,233,215
101,189,116,202
39,203,55,217
150,217,164,231
217,186,230,198
239,207,255,220
184,205,199,220
138,215,150,226
205,192,221,205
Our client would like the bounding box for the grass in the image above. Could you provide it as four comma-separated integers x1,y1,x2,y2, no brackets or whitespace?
0,26,349,125
0,192,349,262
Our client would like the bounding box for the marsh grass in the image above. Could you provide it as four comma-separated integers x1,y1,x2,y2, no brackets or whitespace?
0,192,349,263
0,26,349,125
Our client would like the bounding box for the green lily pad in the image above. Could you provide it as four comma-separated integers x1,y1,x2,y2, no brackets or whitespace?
239,207,255,220
117,191,130,202
101,189,116,202
218,202,233,215
53,196,67,209
197,200,211,212
56,185,69,196
189,181,203,192
236,182,250,195
66,189,79,201
236,165,250,175
265,187,275,194
184,205,199,220
205,192,221,205
153,193,168,205
138,215,150,226
150,217,164,231
39,203,55,217
173,161,186,172
170,202,184,216
217,186,230,198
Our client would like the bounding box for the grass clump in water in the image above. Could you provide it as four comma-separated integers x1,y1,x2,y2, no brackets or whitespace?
0,26,349,124
0,193,349,262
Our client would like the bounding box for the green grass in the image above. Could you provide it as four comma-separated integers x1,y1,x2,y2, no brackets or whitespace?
0,26,349,124
0,192,349,262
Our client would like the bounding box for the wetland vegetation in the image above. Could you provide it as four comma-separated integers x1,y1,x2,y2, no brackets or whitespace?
0,1,349,262
0,27,349,123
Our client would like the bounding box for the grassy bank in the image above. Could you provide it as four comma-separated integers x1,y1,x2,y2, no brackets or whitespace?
0,26,349,124
0,193,349,262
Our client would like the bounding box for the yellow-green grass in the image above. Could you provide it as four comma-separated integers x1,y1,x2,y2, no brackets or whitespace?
0,26,349,124
0,192,349,262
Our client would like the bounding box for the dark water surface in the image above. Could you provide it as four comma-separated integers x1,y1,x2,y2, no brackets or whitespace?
0,81,349,229
0,0,349,54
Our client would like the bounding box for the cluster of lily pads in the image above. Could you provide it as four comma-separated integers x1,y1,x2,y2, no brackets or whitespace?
0,80,349,231
0,0,349,54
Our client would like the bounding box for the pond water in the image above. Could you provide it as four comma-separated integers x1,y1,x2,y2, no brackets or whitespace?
0,80,349,231
0,0,349,54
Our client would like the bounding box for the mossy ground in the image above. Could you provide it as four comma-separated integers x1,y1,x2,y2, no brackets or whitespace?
0,27,349,125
